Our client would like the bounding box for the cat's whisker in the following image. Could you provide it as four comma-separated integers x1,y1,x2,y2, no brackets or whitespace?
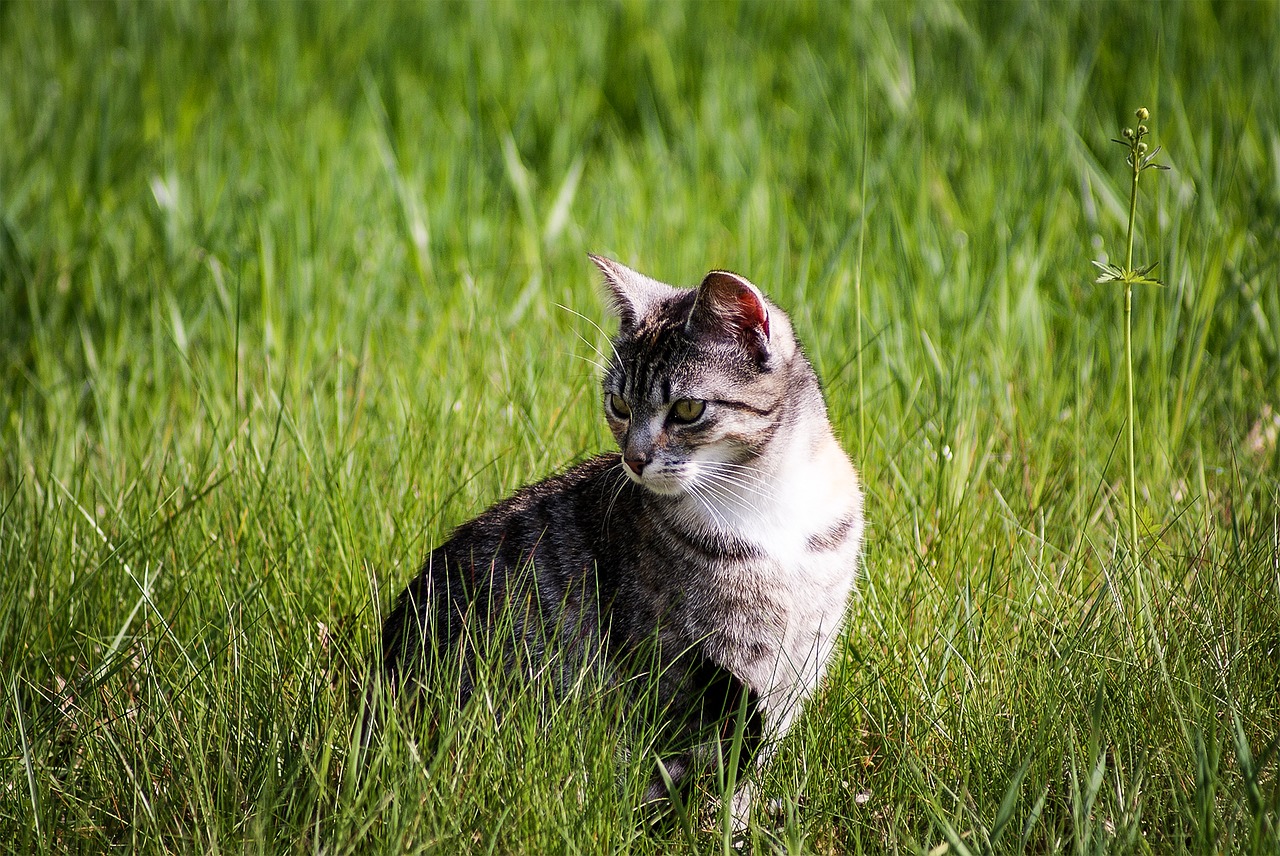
555,302,622,364
689,473,758,519
684,481,731,531
568,327,612,367
698,459,772,481
705,466,778,510
696,466,771,498
565,333,612,378
568,352,609,376
603,464,631,526
676,470,728,525
701,468,768,501
696,458,768,478
561,348,609,376
696,489,767,524
705,488,758,522
695,466,774,502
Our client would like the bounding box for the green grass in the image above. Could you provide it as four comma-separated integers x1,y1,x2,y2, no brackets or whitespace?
2,1,1279,852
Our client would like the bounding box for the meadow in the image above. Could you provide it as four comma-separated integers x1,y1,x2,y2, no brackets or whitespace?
2,2,1278,852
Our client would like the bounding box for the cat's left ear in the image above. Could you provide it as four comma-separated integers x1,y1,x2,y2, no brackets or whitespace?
590,254,678,332
686,270,772,364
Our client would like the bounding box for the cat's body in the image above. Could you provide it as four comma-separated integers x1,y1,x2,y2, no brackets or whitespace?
379,256,863,824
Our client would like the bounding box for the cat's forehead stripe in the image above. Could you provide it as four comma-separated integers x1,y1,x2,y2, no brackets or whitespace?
634,343,672,402
617,320,688,403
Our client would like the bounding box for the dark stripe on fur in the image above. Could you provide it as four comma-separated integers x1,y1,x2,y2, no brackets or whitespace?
659,516,760,563
806,512,859,552
713,398,777,416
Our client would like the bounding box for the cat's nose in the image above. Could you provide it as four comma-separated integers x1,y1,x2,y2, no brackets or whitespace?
624,454,649,476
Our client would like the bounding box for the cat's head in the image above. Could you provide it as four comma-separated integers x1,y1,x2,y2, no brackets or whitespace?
590,255,809,497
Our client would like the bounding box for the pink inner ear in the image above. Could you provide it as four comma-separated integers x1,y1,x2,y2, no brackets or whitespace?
735,287,770,338
690,270,773,353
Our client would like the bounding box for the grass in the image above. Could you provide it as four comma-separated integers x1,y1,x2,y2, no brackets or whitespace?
2,1,1278,852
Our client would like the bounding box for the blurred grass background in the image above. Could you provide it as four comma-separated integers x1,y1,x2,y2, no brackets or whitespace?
1,1,1278,852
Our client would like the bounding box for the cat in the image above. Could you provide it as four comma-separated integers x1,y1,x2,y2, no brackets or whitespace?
378,255,864,827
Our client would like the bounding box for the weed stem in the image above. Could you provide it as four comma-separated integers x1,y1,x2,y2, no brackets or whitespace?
1124,126,1142,594
1125,280,1141,590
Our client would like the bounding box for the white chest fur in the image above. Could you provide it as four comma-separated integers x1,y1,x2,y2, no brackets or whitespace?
683,431,865,736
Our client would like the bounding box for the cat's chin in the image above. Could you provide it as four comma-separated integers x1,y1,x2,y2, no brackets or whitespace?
624,469,687,497
641,482,686,497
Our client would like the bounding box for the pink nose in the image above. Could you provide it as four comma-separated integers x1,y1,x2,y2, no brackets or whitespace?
624,456,647,475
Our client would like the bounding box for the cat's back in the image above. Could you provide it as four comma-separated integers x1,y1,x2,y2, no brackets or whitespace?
379,453,633,673
440,451,631,571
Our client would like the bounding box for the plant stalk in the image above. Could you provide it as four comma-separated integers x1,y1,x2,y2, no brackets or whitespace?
855,79,870,461
1124,143,1143,602
1125,151,1139,273
1125,281,1140,580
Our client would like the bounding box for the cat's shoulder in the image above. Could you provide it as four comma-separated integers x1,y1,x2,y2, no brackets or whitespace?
465,453,628,521
522,452,626,499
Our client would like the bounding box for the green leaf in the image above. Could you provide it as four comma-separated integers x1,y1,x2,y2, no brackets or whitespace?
1128,261,1164,286
991,756,1034,845
1092,260,1125,283
1141,145,1171,171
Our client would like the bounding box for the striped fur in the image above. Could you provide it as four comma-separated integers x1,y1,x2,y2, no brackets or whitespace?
380,257,864,826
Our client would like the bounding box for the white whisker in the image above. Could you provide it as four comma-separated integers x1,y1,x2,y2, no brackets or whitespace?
694,464,773,502
687,468,759,518
555,302,622,365
698,459,771,480
561,348,609,376
603,464,631,526
695,477,758,519
683,480,730,531
697,469,771,499
568,327,611,365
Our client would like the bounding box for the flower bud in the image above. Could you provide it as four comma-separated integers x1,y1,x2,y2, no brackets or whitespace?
1138,124,1148,136
1136,107,1150,121
1137,142,1148,155
1123,128,1134,139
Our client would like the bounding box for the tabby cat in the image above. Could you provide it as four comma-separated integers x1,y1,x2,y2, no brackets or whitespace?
379,256,864,826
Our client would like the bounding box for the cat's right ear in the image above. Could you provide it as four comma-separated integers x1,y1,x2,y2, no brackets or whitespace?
589,254,673,332
686,270,773,365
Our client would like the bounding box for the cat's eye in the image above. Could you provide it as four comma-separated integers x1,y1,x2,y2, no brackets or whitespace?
669,398,706,424
607,393,631,419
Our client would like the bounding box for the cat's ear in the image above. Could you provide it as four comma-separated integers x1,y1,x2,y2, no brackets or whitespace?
589,254,676,331
686,270,772,362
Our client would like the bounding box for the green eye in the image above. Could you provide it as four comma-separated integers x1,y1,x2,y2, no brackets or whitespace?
670,399,706,424
608,393,631,419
